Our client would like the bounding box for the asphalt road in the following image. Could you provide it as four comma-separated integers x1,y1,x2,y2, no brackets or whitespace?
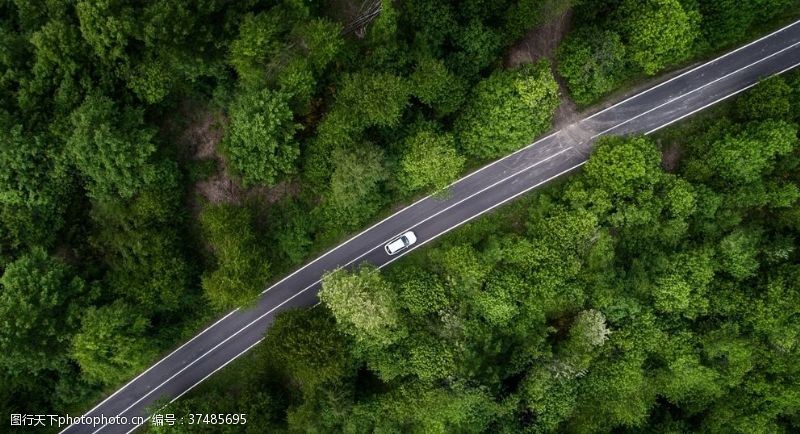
61,19,800,434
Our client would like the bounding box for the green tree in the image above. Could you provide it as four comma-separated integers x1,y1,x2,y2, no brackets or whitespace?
23,11,91,116
746,267,800,353
76,0,235,103
551,309,612,379
344,383,496,432
558,28,628,105
698,0,795,49
397,127,464,195
448,20,502,79
71,302,155,386
735,76,793,121
397,269,449,316
410,56,466,116
68,93,156,200
292,19,343,72
324,144,387,231
619,0,700,75
89,166,191,316
650,250,714,318
571,351,655,432
201,204,270,310
75,0,138,63
718,229,760,280
686,120,796,185
400,0,457,56
265,308,354,394
654,336,723,411
334,72,409,129
0,248,86,377
229,11,288,87
430,244,491,295
455,61,559,159
584,136,662,199
223,88,301,187
522,368,579,432
319,266,403,348
0,125,68,249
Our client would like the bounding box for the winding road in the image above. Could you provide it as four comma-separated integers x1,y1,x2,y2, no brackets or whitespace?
61,19,800,434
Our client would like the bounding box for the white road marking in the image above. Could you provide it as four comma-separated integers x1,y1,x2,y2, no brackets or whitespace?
589,39,800,139
379,161,588,269
339,147,574,269
122,338,266,434
92,274,327,432
93,148,575,433
645,58,800,135
96,147,582,434
259,129,561,296
584,19,800,122
58,308,240,434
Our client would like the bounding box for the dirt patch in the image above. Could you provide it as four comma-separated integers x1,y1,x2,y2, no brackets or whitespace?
246,180,301,204
505,8,573,69
182,107,225,161
196,172,243,205
175,104,243,207
324,0,363,23
505,8,578,129
175,102,301,215
553,75,580,130
661,142,684,173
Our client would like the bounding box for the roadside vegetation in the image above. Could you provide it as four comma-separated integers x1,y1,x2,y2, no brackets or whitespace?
156,73,800,433
0,0,798,429
558,0,800,105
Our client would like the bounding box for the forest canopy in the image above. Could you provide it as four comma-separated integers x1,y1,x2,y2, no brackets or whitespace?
162,75,800,433
0,0,798,430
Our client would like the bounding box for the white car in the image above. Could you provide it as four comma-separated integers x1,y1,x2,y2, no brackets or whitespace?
384,231,417,255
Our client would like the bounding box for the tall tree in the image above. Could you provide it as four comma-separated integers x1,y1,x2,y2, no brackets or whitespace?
455,61,559,159
320,266,404,349
0,125,69,249
264,308,354,395
397,127,464,195
0,248,87,377
619,0,700,75
201,204,270,310
223,88,301,187
557,28,628,105
68,93,156,200
71,302,155,386
323,144,387,232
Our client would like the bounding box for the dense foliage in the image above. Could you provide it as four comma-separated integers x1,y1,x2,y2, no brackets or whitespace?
0,0,573,417
558,0,798,104
1,0,798,429
165,75,800,432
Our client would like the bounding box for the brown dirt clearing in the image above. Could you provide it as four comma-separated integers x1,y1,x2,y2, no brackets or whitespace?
505,8,578,129
174,102,300,216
